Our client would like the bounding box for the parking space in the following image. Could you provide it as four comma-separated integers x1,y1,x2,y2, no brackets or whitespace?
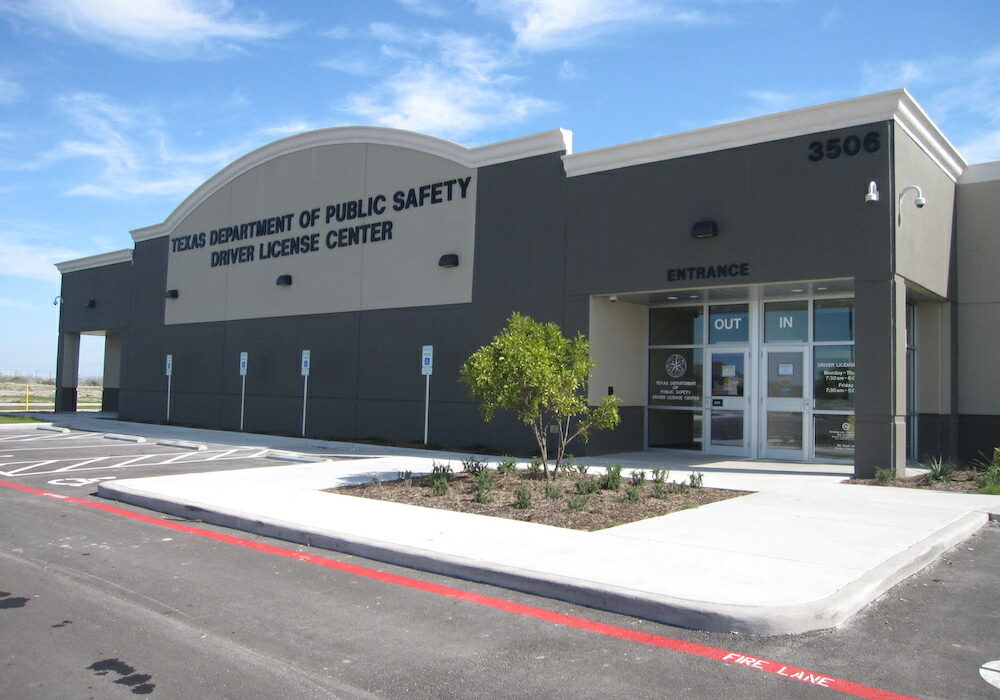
0,426,339,492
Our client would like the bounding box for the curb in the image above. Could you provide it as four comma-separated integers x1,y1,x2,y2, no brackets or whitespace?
155,440,207,451
97,481,990,635
105,433,147,443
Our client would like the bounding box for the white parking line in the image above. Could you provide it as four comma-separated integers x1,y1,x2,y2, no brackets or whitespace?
0,447,280,477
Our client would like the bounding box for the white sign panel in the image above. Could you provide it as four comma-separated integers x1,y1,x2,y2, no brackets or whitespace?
239,352,248,376
301,350,311,376
421,345,433,376
165,354,173,377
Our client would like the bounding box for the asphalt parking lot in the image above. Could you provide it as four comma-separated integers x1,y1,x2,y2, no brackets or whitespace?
0,425,360,493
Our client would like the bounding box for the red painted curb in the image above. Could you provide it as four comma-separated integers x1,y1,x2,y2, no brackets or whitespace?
1,479,920,700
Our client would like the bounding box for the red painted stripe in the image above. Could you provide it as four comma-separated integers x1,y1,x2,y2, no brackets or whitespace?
2,479,919,700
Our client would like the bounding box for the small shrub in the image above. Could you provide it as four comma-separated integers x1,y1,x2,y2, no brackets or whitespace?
396,469,413,483
473,469,498,492
599,464,623,491
544,482,563,500
650,468,668,483
527,457,542,476
924,456,957,484
473,489,494,504
574,464,590,475
575,479,600,495
651,482,667,499
666,480,690,495
630,471,646,487
462,456,487,475
513,484,532,509
429,476,449,496
689,472,704,489
874,467,895,484
369,473,382,486
497,458,518,475
431,461,454,481
623,485,641,503
568,494,591,512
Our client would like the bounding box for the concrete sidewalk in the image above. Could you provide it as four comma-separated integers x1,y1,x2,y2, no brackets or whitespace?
29,413,1000,635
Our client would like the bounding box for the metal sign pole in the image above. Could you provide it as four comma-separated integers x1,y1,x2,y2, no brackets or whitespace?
421,345,433,444
165,354,173,423
424,374,430,444
300,350,310,438
239,351,248,432
166,374,172,422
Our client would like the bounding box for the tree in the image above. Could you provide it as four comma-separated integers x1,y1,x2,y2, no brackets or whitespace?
460,312,620,479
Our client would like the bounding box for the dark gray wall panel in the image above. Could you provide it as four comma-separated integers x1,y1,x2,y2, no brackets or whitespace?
59,261,133,333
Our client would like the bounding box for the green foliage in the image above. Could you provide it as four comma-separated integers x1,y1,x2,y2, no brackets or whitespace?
623,485,641,503
396,469,413,482
630,470,646,487
598,464,623,491
473,469,498,492
473,489,494,504
575,478,599,495
650,482,667,499
650,468,668,484
462,456,488,475
527,457,542,476
429,477,449,496
689,472,704,489
460,312,621,479
973,448,1000,493
497,458,518,475
574,464,590,475
544,482,563,500
874,467,896,484
369,473,382,486
513,484,532,509
568,494,591,512
431,461,454,480
924,456,957,484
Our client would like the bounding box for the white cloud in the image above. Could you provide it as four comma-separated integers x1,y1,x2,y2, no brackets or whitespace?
0,230,85,282
0,76,24,104
340,26,550,140
2,0,291,58
320,55,374,76
323,25,352,40
0,297,35,309
558,59,582,81
474,0,704,51
397,0,449,18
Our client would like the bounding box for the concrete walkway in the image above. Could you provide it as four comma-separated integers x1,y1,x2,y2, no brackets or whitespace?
28,413,1000,635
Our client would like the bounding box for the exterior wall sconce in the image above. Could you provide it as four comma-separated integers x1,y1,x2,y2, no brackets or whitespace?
53,296,63,306
865,180,880,202
86,299,96,308
165,289,179,299
691,220,718,239
438,254,460,268
276,274,293,286
898,185,926,225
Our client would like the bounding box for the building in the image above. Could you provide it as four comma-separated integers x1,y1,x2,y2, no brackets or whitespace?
54,89,1000,477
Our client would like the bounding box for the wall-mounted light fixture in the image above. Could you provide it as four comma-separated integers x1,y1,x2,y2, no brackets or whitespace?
275,274,293,286
691,220,718,239
865,180,880,203
165,289,179,299
53,296,63,306
86,299,96,308
898,185,926,224
438,253,460,268
608,295,618,303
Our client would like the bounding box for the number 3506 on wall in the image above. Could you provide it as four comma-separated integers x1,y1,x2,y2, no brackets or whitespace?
808,132,880,161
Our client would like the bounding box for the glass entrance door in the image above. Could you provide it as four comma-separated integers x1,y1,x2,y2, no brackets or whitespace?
705,349,749,456
760,347,809,460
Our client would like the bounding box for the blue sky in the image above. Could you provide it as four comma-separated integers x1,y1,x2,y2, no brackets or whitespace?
1,0,997,378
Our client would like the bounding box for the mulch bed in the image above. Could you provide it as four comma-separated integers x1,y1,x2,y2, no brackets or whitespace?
846,469,988,493
327,470,748,531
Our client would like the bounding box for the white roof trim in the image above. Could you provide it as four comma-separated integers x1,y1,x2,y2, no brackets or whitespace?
131,126,572,242
563,89,966,181
56,249,133,274
959,160,1000,185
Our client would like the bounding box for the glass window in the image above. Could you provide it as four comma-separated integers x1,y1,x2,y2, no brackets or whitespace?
649,307,703,345
814,299,854,342
813,345,855,410
767,351,804,398
648,410,702,450
815,414,855,459
711,410,743,447
710,352,744,397
708,304,749,344
764,301,808,342
648,348,703,406
766,411,803,450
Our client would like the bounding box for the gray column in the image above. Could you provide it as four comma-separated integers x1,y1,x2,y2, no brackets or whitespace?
54,332,80,413
853,275,907,478
102,331,122,412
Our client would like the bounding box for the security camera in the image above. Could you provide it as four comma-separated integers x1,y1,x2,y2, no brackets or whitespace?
915,197,926,208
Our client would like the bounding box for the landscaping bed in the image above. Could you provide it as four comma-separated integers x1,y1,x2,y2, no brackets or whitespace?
327,459,749,531
847,453,1000,495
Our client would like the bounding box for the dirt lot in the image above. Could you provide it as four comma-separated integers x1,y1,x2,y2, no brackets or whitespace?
0,380,103,407
328,464,748,531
